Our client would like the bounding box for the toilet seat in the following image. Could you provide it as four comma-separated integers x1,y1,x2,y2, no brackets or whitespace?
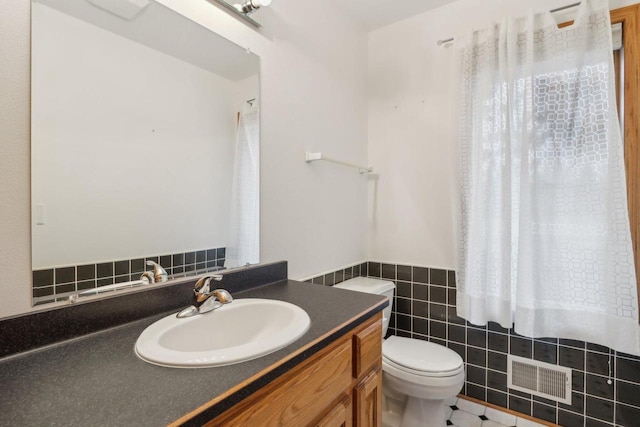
382,336,464,378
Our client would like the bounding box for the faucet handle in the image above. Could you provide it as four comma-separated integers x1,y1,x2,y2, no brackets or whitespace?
196,289,232,312
211,289,233,304
140,271,155,284
193,275,224,303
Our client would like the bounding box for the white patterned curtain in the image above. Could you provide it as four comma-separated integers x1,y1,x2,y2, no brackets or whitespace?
225,101,260,268
456,0,640,355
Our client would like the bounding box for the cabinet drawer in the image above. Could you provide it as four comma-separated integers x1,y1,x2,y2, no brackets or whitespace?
207,340,353,427
353,317,382,379
314,394,352,427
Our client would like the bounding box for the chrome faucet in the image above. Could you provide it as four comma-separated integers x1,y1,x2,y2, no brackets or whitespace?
176,275,233,318
144,261,168,283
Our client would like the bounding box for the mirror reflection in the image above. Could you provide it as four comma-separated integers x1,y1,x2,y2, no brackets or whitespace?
31,0,260,305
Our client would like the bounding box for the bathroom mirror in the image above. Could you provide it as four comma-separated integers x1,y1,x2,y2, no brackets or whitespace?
31,0,260,305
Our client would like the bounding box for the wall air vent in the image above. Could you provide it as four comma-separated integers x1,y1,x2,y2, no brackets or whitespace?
507,355,572,405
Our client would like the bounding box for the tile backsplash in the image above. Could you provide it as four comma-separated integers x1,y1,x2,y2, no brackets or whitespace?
32,247,226,305
308,261,640,427
302,261,369,286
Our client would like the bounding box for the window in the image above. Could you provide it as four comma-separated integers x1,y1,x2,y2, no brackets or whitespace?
610,5,640,299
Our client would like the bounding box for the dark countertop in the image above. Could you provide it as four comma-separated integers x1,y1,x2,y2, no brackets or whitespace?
0,280,386,426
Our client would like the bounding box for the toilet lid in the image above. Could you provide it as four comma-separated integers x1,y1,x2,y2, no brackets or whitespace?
383,336,463,375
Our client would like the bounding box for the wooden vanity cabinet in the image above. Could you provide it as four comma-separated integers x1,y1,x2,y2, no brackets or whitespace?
206,312,383,427
314,394,352,427
354,369,382,427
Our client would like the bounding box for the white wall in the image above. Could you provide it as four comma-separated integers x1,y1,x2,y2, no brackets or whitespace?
31,4,237,268
367,0,640,269
148,1,370,280
234,75,260,114
0,0,368,317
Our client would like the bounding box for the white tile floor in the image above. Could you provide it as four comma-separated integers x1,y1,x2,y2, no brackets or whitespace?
445,397,549,427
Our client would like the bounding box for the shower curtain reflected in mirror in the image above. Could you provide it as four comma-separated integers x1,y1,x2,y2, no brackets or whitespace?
225,101,260,268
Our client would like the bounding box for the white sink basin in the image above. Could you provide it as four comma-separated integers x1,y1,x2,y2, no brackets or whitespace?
135,298,311,368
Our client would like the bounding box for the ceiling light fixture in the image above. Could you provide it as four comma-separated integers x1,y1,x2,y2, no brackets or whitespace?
235,0,272,15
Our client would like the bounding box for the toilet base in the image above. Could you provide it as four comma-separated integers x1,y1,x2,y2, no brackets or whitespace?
382,389,447,427
382,410,403,427
382,385,403,427
401,397,446,427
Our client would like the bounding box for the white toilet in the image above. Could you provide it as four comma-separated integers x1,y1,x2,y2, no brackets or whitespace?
335,277,465,427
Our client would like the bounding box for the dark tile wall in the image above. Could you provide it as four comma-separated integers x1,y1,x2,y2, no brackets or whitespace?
32,247,226,305
303,262,369,286
360,261,640,427
9,261,287,359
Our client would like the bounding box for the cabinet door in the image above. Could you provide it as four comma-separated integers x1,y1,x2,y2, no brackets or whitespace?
354,369,382,427
315,394,352,427
206,340,352,427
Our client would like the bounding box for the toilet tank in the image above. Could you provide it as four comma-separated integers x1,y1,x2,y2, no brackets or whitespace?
334,277,395,337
